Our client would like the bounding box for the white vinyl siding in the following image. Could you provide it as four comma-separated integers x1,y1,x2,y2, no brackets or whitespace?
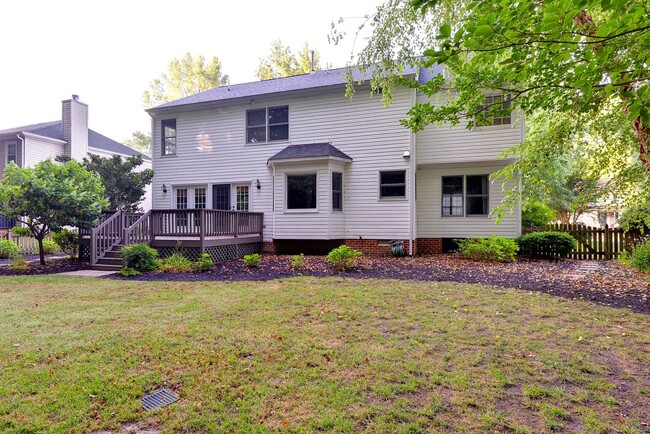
24,136,66,167
151,86,413,242
417,164,520,238
416,90,523,165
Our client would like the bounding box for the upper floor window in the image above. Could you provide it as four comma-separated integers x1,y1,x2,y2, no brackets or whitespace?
287,174,317,209
380,171,406,198
332,172,342,211
442,175,489,216
246,106,289,143
477,94,511,126
6,142,17,164
162,119,176,155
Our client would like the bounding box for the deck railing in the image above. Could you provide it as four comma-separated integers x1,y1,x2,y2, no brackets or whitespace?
90,210,124,265
123,210,152,246
150,209,263,239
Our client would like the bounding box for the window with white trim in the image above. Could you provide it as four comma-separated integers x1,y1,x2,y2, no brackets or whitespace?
6,142,17,164
236,185,249,211
162,119,176,155
442,175,489,216
477,94,512,126
380,171,406,198
246,106,289,143
194,188,206,209
287,174,317,209
332,172,342,211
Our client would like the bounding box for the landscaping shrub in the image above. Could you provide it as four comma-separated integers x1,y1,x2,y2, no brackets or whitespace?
625,240,650,273
119,267,141,277
0,239,20,259
10,226,31,237
289,253,306,269
522,201,555,228
456,236,518,263
243,253,261,268
192,253,214,272
326,245,363,270
42,240,59,254
52,229,78,258
159,252,193,272
119,243,159,272
11,257,29,271
517,231,577,258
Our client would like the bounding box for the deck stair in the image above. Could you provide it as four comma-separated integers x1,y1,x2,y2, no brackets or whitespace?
92,244,124,271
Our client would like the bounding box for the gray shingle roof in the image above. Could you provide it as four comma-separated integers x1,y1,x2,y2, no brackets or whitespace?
149,64,420,111
268,143,352,163
0,120,150,161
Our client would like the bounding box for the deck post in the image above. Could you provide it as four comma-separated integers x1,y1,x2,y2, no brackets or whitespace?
199,209,206,254
149,212,155,245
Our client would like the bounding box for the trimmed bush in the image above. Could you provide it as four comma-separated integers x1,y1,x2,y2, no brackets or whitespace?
52,229,78,258
119,267,141,277
626,240,650,273
517,231,577,258
42,240,59,254
456,236,518,263
243,253,261,268
290,253,306,269
159,252,193,272
11,226,31,237
326,245,363,270
119,243,159,272
0,239,20,259
192,253,214,272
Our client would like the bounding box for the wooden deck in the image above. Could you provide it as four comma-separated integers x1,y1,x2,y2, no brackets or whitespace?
84,209,263,265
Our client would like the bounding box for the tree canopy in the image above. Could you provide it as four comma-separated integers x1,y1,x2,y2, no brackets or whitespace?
256,40,321,80
123,131,152,156
57,154,154,212
0,160,107,264
143,52,230,108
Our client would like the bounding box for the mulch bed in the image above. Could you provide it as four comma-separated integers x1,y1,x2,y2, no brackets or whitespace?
111,254,650,315
0,257,90,275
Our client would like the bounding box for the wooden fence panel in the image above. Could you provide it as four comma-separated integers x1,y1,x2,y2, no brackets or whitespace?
2,233,54,255
523,224,644,260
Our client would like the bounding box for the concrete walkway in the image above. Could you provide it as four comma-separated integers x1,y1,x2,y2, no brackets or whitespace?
57,269,117,277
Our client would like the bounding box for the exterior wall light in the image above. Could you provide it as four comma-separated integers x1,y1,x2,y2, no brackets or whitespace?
162,184,168,193
256,179,261,190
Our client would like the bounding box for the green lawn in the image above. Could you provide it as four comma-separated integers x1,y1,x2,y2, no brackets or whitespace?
0,276,648,433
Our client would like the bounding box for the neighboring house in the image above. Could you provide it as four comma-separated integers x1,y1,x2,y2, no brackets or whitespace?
140,65,523,256
0,95,152,229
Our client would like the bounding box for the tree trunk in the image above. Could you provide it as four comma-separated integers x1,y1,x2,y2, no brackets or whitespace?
633,117,650,175
37,236,45,265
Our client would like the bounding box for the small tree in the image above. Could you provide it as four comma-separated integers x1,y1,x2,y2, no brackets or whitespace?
0,160,107,264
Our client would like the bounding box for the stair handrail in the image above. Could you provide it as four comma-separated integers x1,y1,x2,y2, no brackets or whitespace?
123,210,152,246
90,210,124,265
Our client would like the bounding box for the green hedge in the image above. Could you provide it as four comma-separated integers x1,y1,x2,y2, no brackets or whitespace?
456,236,518,263
517,231,577,258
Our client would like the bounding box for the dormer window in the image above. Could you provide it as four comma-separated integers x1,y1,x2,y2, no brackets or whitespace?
246,106,289,143
162,119,176,155
477,94,512,126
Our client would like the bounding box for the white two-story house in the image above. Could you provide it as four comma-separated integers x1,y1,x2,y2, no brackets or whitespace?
0,95,152,229
144,65,522,257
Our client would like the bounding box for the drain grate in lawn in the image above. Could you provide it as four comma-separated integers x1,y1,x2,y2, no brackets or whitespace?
141,389,178,411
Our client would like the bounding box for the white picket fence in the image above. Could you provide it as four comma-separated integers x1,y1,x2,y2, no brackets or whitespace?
1,232,55,255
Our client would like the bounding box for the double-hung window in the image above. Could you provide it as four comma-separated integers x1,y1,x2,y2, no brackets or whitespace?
477,94,512,126
287,174,317,209
442,175,489,216
332,172,342,211
380,171,406,198
246,106,289,143
6,142,17,164
162,119,177,155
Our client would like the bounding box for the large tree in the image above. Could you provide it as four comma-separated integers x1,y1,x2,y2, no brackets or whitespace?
256,40,321,80
336,0,649,216
123,131,152,156
0,160,107,264
57,154,154,212
143,52,230,108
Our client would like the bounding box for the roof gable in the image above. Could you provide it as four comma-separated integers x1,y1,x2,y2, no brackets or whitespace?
268,143,353,163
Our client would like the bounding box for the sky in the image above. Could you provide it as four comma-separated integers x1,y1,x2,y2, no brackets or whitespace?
0,0,383,142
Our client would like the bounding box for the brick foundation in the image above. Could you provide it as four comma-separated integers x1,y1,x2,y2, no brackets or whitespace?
264,239,412,256
415,238,443,254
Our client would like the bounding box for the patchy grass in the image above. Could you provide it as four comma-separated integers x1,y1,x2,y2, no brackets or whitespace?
0,276,648,433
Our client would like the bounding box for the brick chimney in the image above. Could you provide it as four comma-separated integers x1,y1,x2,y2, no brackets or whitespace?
61,94,88,161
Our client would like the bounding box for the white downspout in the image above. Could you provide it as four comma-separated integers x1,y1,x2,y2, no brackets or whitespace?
408,87,417,256
16,134,25,167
